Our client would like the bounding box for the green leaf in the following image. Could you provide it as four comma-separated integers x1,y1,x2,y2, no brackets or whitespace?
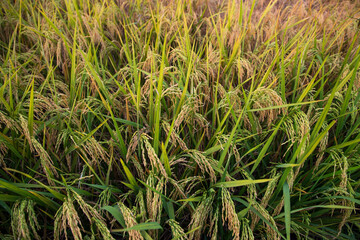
283,181,291,240
251,117,284,174
161,143,172,177
112,222,162,232
0,179,59,211
163,199,175,220
120,159,138,190
177,196,202,202
212,179,272,188
102,206,126,228
153,36,167,154
7,168,65,201
276,164,300,168
275,205,356,219
0,194,22,202
28,77,35,137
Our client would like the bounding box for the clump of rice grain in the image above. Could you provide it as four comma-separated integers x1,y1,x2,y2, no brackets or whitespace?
11,199,40,240
221,187,240,240
118,202,144,240
167,219,188,240
188,189,215,239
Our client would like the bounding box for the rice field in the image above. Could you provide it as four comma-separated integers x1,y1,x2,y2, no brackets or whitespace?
0,0,360,239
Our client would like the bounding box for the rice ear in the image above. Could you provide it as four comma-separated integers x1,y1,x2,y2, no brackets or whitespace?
283,110,310,159
167,219,188,240
118,202,144,240
92,218,116,240
142,134,168,177
72,189,106,224
186,150,216,182
31,137,58,185
209,206,220,240
54,193,83,240
11,199,41,240
54,189,111,240
240,219,254,240
250,199,280,240
221,187,240,240
162,121,188,151
188,189,215,240
251,87,286,130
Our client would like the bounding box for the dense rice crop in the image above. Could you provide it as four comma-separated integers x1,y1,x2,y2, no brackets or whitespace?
0,0,360,239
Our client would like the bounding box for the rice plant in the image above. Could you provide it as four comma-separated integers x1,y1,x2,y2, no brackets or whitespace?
0,0,359,239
